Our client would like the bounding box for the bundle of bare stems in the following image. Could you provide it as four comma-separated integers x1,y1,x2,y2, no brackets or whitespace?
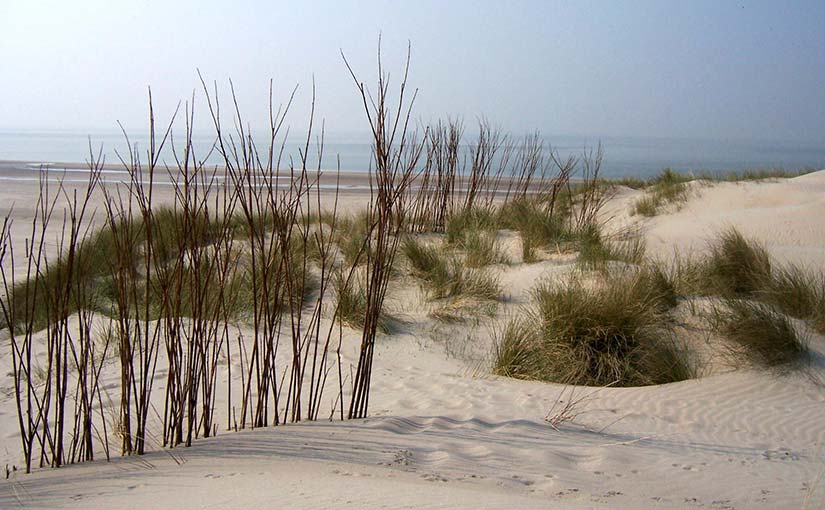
0,43,609,473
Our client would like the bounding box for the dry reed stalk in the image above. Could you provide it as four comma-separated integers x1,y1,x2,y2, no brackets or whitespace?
0,41,611,473
343,40,425,419
464,119,507,214
572,143,611,232
0,158,106,470
102,91,178,455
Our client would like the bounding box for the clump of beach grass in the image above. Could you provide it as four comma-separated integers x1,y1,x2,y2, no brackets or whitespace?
705,228,825,335
402,236,446,282
497,197,573,263
444,206,498,245
613,176,648,190
576,224,646,270
632,195,659,217
460,230,509,268
443,207,509,267
492,316,543,378
716,167,816,182
575,225,611,268
493,271,695,386
711,299,807,368
638,264,681,311
336,210,373,266
402,236,502,301
632,168,691,217
445,264,502,301
332,270,395,334
700,227,772,297
3,205,228,331
761,265,825,330
226,234,321,327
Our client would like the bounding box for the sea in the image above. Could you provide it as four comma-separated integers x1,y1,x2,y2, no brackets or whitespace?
1,128,824,180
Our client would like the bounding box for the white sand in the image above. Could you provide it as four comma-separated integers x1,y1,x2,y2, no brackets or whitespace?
1,171,825,509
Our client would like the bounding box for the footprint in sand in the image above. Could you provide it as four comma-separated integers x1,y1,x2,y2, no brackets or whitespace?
509,474,534,486
421,473,449,482
392,449,413,467
763,448,799,461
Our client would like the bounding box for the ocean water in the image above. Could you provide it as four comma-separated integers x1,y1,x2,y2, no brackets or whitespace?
1,128,823,179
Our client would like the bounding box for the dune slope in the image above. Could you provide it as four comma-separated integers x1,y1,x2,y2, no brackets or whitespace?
2,172,825,509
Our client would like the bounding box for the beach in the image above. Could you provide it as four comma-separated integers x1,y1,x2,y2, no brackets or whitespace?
0,164,824,509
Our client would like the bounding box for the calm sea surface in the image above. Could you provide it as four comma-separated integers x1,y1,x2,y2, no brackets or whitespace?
1,129,823,179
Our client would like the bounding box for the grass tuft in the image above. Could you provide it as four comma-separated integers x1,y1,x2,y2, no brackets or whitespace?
638,264,681,311
712,300,807,367
632,168,691,217
461,230,509,268
701,227,771,297
493,271,694,386
761,265,825,325
497,197,572,263
576,225,646,270
336,210,373,266
492,317,542,378
333,271,395,334
443,208,509,267
696,228,825,335
445,207,497,245
717,167,816,182
402,236,502,302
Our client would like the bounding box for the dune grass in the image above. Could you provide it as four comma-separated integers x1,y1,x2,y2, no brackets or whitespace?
761,265,825,328
699,227,772,297
613,176,648,190
576,224,647,270
632,195,659,217
2,205,330,333
632,168,691,217
688,228,825,348
233,237,319,319
335,210,374,266
638,264,681,311
492,316,543,378
493,224,818,384
493,271,695,386
694,228,825,332
622,166,810,216
713,167,816,182
332,270,396,334
711,299,807,367
443,207,509,267
401,236,502,302
496,197,573,263
401,236,446,282
4,205,215,331
445,207,498,245
614,166,813,189
575,225,612,268
625,167,815,216
460,229,510,268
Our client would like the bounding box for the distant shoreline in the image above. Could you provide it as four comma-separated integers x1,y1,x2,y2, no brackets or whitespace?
0,159,574,192
0,159,379,189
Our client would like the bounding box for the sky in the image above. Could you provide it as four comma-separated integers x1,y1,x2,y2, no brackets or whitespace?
1,0,824,143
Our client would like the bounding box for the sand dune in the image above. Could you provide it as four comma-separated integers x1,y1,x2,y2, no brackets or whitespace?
639,172,825,267
1,172,825,509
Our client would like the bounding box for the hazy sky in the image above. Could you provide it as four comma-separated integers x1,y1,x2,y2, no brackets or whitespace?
1,0,824,143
